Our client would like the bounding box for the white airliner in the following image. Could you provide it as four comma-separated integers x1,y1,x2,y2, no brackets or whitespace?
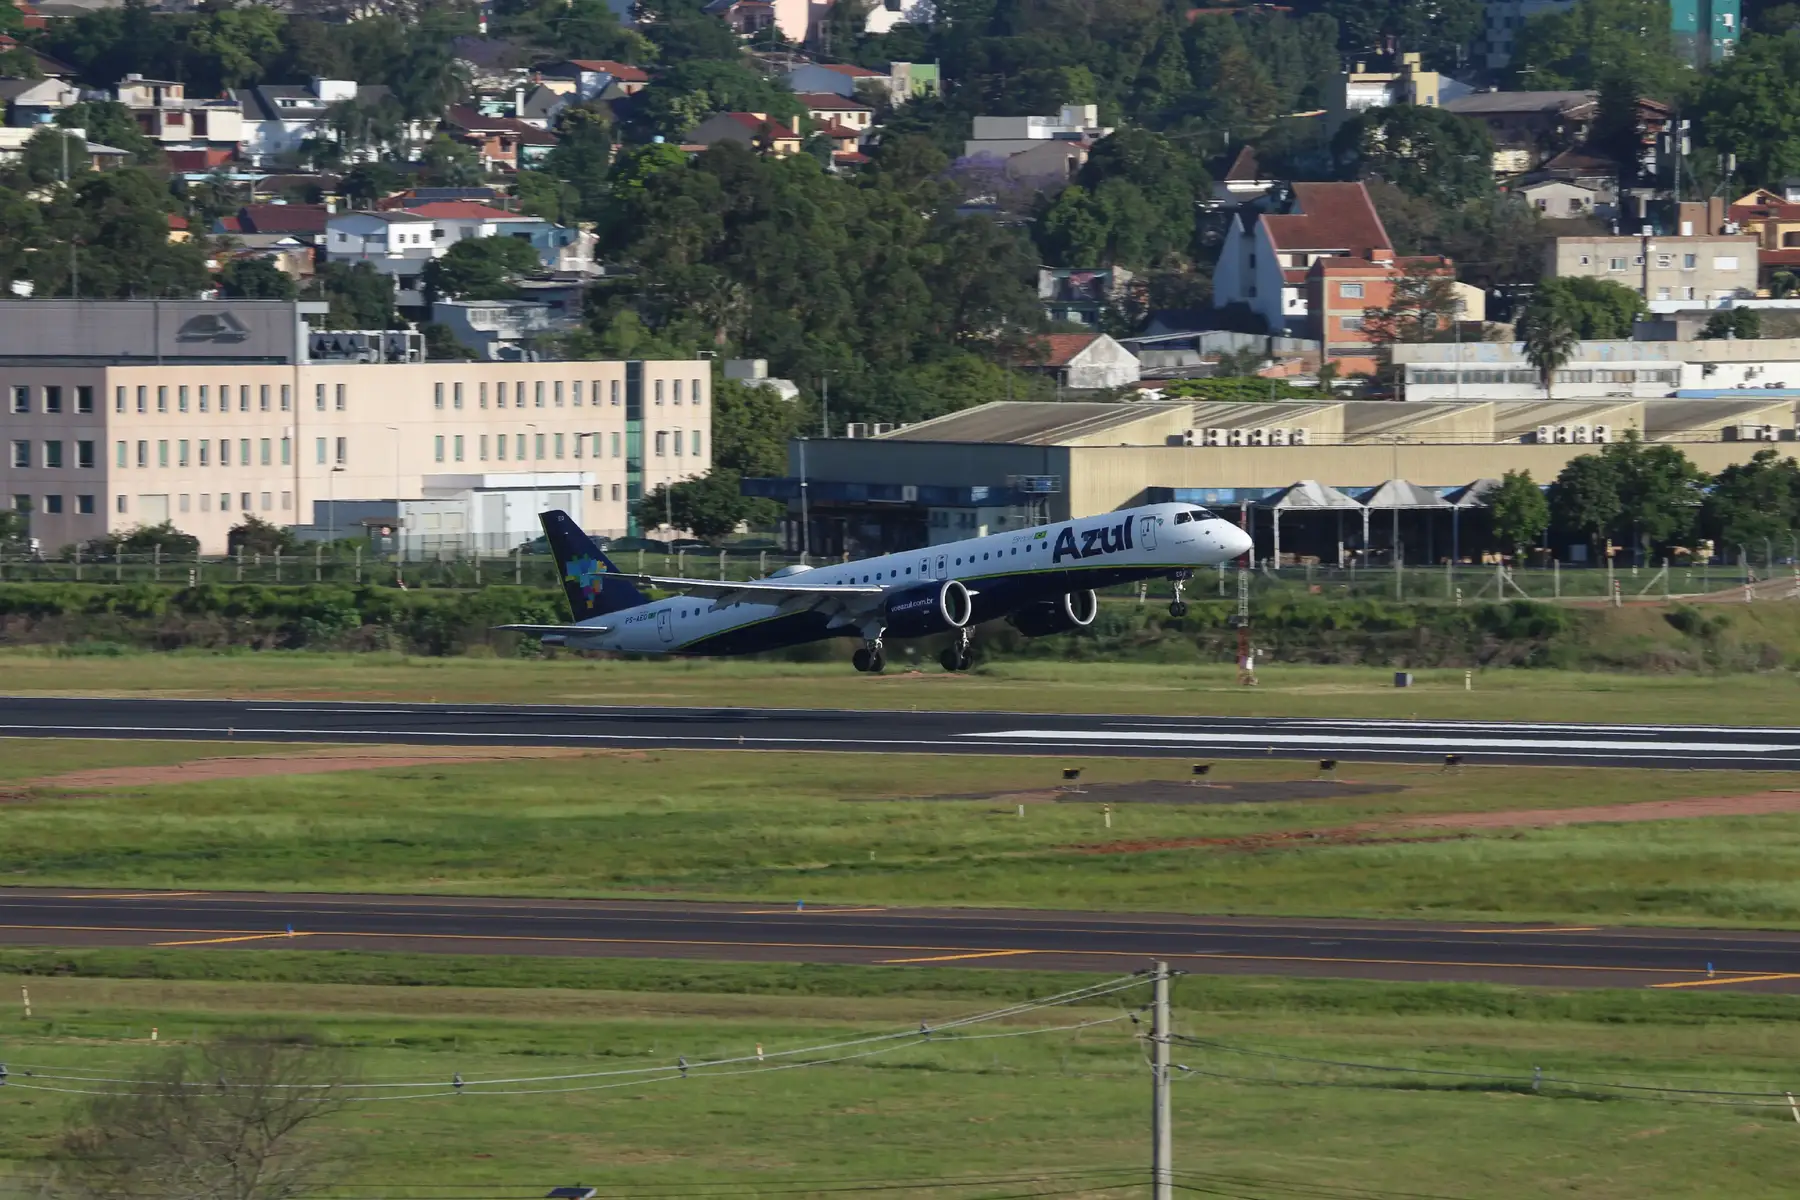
500,503,1254,672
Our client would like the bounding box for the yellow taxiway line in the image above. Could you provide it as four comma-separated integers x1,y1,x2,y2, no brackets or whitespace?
1650,972,1800,989
877,949,1039,964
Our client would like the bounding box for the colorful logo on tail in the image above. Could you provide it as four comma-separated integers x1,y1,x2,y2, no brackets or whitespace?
565,556,607,605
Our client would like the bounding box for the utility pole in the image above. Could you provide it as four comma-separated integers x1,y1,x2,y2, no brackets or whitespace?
1150,960,1173,1200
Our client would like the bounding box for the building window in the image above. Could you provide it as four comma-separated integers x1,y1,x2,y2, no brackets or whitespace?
573,381,584,406
260,438,271,466
1578,255,1591,266
316,437,327,465
198,385,209,413
611,483,621,501
200,493,211,512
137,440,148,468
554,432,564,458
479,434,489,461
44,440,64,468
220,439,231,467
435,382,445,410
137,386,147,413
654,430,667,456
44,386,62,414
178,494,189,513
691,430,702,457
435,435,445,462
157,386,168,413
281,491,291,510
77,494,94,515
116,441,127,468
535,381,545,408
199,441,210,467
611,380,620,406
454,382,464,409
76,440,93,469
674,379,683,404
259,384,270,412
454,434,464,462
240,438,251,466
115,386,126,414
655,380,664,405
177,440,188,468
496,382,507,408
1714,256,1740,271
242,492,253,512
316,383,327,411
535,432,546,460
9,440,27,468
44,495,62,514
611,431,621,457
554,381,564,406
1684,254,1697,269
239,385,250,412
178,386,189,413
117,495,127,513
1608,258,1627,271
1340,316,1365,330
1338,283,1364,298
261,491,272,512
280,436,291,466
280,385,291,412
480,383,489,409
11,494,27,512
516,432,526,459
693,379,703,407
220,493,230,512
336,383,346,411
673,428,682,457
158,440,169,468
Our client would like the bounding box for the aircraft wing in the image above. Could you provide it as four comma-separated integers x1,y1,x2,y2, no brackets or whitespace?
493,623,614,636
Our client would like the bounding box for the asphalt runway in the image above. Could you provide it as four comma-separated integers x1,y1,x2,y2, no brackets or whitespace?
4,695,1800,768
4,889,1799,991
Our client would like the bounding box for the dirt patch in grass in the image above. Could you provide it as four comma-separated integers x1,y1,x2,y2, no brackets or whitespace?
13,745,598,791
1070,790,1800,855
869,780,1406,806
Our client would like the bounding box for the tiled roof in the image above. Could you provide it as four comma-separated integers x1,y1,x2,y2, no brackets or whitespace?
815,119,862,139
238,203,329,235
811,62,883,78
718,112,798,140
1020,332,1101,367
566,59,648,82
407,201,519,219
1260,182,1391,257
796,92,872,110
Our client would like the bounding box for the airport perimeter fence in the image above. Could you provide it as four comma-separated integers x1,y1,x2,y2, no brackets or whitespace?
0,543,1795,607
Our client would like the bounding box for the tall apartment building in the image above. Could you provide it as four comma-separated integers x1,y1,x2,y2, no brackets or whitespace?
0,300,711,554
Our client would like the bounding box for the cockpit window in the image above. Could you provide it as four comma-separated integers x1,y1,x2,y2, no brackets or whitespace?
1174,512,1191,524
1189,508,1215,521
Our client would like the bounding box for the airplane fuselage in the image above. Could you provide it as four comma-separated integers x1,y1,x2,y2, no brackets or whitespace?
555,503,1250,657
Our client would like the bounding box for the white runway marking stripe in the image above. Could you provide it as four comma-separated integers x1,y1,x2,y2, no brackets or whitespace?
963,729,1800,755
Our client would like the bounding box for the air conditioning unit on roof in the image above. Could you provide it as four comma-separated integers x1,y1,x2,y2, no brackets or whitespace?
1227,428,1247,446
1593,424,1612,443
1270,427,1290,446
1290,427,1309,445
1535,424,1554,444
1572,423,1591,443
1204,427,1226,446
1250,427,1269,446
873,422,895,436
845,422,869,439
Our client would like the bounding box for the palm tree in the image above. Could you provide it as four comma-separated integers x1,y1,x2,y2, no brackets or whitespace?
1518,302,1579,400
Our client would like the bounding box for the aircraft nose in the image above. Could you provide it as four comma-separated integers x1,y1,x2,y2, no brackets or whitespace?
1221,522,1254,561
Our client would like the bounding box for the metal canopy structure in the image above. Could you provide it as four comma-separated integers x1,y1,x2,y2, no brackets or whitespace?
1357,479,1452,564
1256,480,1363,568
1445,478,1501,561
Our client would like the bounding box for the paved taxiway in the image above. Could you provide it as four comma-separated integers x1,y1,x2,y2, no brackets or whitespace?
4,889,1800,991
3,695,1800,768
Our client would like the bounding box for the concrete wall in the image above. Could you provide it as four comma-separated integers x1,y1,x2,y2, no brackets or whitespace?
0,360,711,553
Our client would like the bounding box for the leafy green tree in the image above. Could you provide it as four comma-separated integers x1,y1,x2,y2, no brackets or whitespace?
1488,470,1549,559
712,378,800,478
1513,0,1688,100
218,256,297,299
1549,453,1621,554
0,507,29,550
1162,377,1330,401
513,169,579,223
32,168,209,299
308,262,400,329
1518,300,1580,398
13,129,90,189
633,60,802,139
1692,32,1800,186
1324,0,1481,66
340,162,402,210
107,521,201,556
419,236,543,306
1601,431,1708,557
544,107,614,221
1529,277,1646,339
1361,259,1463,350
1701,449,1800,551
1700,307,1762,339
1333,105,1496,206
1035,128,1209,269
0,185,44,294
636,471,753,544
56,100,159,165
227,515,301,556
422,321,479,361
419,134,485,187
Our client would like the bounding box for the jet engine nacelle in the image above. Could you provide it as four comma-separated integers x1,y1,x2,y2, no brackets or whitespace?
885,578,975,638
1006,589,1099,637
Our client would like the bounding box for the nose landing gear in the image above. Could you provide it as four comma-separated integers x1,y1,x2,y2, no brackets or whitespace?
1169,568,1192,618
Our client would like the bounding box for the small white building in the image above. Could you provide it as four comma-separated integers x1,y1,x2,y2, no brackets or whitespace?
1213,182,1394,334
1394,338,1800,402
963,104,1112,161
1022,333,1140,390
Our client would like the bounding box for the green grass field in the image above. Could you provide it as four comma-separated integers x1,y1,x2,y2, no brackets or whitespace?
3,648,1799,723
1,962,1795,1198
5,739,1800,926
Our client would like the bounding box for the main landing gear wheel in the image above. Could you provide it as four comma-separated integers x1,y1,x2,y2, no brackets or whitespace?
853,646,887,673
939,647,975,672
1169,601,1189,617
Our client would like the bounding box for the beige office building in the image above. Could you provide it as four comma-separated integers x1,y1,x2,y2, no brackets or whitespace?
0,301,711,554
1546,234,1759,301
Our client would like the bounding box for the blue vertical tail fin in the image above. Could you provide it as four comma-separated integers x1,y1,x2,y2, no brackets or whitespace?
540,510,648,619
